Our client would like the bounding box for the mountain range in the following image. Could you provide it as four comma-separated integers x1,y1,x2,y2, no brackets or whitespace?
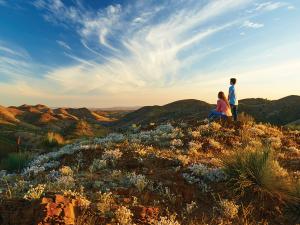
1,95,299,130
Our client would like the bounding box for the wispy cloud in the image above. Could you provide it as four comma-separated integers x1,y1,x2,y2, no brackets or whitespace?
56,40,71,50
32,0,252,94
243,20,264,29
255,1,294,11
0,42,33,79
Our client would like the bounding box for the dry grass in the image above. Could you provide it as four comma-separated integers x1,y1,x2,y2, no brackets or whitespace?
44,132,64,147
223,147,293,202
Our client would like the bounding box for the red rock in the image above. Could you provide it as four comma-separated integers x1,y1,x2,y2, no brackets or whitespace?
63,203,75,219
123,197,131,203
47,202,62,217
41,197,53,204
55,194,69,204
132,205,159,222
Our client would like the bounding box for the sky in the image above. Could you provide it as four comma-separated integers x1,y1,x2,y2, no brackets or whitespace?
0,0,299,107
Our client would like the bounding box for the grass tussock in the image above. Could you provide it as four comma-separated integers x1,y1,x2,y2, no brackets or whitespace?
223,147,293,202
44,132,65,147
0,151,32,172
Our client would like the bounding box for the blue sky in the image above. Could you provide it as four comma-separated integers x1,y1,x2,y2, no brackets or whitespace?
0,0,299,107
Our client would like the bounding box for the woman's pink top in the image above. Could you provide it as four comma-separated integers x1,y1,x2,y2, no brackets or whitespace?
216,99,232,116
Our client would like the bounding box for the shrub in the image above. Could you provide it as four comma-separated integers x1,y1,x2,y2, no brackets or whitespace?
89,159,107,173
208,138,222,149
170,139,183,148
24,184,46,200
44,132,64,147
115,206,133,225
150,214,180,225
96,192,114,214
59,166,73,176
223,147,292,201
102,148,123,161
0,152,32,172
217,199,239,219
127,172,148,192
54,175,75,191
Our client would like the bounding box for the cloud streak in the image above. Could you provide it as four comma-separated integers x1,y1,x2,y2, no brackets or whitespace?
243,20,264,28
56,40,71,50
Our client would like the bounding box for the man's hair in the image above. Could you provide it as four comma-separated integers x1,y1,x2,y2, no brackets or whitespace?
230,78,237,85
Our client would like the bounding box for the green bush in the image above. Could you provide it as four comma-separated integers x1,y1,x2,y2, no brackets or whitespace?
223,147,292,201
0,151,32,172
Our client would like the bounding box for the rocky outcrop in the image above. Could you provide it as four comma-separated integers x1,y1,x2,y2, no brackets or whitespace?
0,199,45,225
0,194,78,225
40,194,77,225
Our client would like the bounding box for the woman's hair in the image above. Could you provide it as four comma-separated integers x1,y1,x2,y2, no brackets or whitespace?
218,91,230,107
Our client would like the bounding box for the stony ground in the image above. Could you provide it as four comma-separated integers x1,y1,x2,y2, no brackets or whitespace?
0,119,299,225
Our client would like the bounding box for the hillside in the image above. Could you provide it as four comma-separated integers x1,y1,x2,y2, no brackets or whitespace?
0,120,299,224
115,96,300,127
238,95,300,125
0,104,112,159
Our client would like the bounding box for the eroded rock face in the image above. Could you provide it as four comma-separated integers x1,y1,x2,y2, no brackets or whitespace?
0,199,45,225
40,194,77,225
0,194,78,225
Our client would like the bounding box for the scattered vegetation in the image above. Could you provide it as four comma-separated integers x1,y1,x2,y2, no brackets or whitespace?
0,120,299,224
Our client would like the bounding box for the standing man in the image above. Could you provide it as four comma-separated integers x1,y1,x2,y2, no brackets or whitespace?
228,78,238,121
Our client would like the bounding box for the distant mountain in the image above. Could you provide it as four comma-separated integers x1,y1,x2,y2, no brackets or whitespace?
0,104,112,153
238,95,300,125
90,106,141,111
1,104,112,126
114,95,300,127
114,99,212,127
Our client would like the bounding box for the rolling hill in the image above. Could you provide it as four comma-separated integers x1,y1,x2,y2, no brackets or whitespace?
238,95,300,125
114,95,300,127
0,104,113,154
114,99,212,127
0,104,113,127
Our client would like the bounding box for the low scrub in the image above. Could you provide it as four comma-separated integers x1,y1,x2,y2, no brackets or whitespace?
223,147,292,202
44,132,64,147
